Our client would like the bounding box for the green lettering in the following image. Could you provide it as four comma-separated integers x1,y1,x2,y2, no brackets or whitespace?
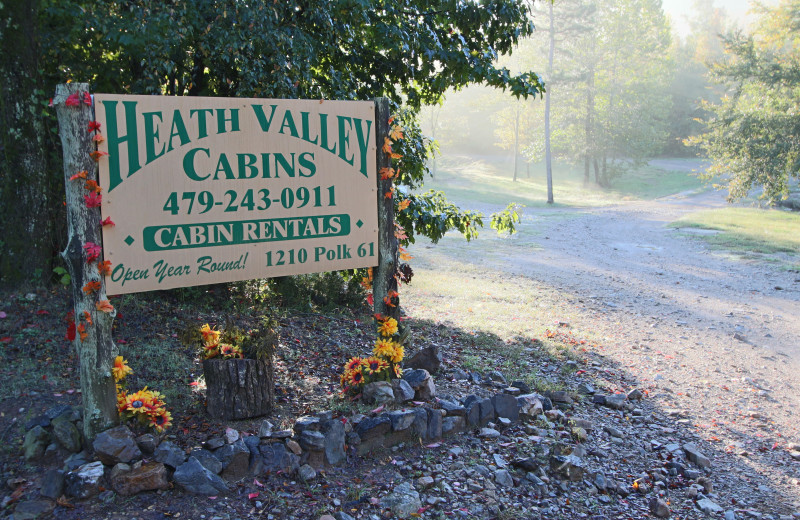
183,148,211,181
353,117,373,177
213,153,235,180
167,110,191,152
216,108,240,134
142,111,164,165
251,104,279,132
103,100,141,192
337,115,354,166
190,109,214,138
279,110,299,137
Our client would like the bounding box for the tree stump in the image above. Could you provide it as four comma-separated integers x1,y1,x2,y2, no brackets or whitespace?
203,358,274,421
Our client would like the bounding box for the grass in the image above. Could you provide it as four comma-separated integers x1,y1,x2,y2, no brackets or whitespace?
421,155,707,208
671,207,800,260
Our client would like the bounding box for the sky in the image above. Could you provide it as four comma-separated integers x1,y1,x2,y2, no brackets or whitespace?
661,0,778,36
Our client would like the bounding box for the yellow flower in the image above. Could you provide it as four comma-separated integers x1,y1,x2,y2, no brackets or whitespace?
389,344,404,364
373,338,397,359
363,356,388,375
112,355,133,382
200,323,220,348
149,409,172,432
378,317,398,337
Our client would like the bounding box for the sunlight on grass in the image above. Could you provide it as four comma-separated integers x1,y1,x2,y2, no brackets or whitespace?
672,207,800,256
422,155,707,208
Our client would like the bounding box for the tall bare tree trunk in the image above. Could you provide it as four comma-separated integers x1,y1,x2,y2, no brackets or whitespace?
55,83,119,440
513,102,520,182
373,98,399,321
544,0,555,204
0,0,56,284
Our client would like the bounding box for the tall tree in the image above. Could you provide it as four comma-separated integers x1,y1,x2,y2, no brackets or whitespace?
688,0,800,203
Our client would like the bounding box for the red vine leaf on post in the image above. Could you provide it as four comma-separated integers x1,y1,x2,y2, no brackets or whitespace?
82,281,101,294
82,311,93,326
379,167,395,180
101,216,115,227
83,242,101,263
87,121,101,133
76,323,87,342
82,92,92,106
384,188,394,200
84,192,102,208
65,93,81,107
69,171,88,181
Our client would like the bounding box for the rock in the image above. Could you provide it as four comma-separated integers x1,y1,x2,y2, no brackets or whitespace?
650,497,670,518
517,394,544,420
174,457,229,495
502,386,521,396
453,369,469,381
544,390,572,404
258,420,274,438
63,451,91,471
492,393,519,422
479,427,500,439
381,481,422,518
627,388,644,401
466,401,481,428
683,443,711,469
577,383,595,395
512,457,539,472
724,510,736,520
154,440,186,469
572,426,588,443
204,437,225,450
404,345,442,374
392,379,415,403
510,381,531,394
300,430,326,451
488,370,507,384
494,469,514,488
603,394,627,410
298,464,316,480
426,408,443,440
224,427,239,444
50,416,82,453
286,439,302,456
604,425,623,439
40,469,65,499
45,404,74,421
23,426,50,461
550,455,585,481
320,419,346,466
65,461,105,499
260,442,300,474
135,433,157,455
478,398,495,426
417,476,435,489
438,399,465,416
402,369,436,400
92,425,142,465
442,416,465,435
334,513,357,520
215,439,251,481
110,461,169,495
697,498,723,514
13,499,55,520
190,448,223,474
355,415,391,441
24,415,50,431
388,410,417,432
362,381,395,405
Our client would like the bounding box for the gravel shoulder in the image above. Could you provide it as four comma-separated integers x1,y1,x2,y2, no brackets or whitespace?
407,187,800,516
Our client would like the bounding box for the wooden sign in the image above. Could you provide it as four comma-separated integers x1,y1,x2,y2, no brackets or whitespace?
94,95,378,295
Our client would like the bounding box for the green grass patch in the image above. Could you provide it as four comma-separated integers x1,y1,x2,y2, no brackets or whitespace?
422,155,707,207
671,207,800,256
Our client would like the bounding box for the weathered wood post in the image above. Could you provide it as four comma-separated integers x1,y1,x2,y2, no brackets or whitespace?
54,83,119,440
372,98,399,321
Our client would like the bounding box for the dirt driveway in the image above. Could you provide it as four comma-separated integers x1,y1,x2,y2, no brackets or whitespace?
408,182,800,512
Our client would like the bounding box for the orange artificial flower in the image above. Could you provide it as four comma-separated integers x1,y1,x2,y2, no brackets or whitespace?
84,180,102,193
97,260,112,276
149,409,172,432
70,170,88,181
76,323,87,342
379,167,395,180
96,300,114,313
112,355,133,381
89,150,109,162
82,310,92,325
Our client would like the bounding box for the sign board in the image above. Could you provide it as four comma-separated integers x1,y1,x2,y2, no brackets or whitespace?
94,95,378,295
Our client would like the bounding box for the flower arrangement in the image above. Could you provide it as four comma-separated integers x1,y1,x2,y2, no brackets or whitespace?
340,314,405,395
113,356,172,432
200,323,244,360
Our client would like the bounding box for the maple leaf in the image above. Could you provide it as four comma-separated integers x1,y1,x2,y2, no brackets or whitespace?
96,300,114,313
390,150,402,160
97,260,112,276
65,93,81,107
84,180,102,193
70,170,88,181
389,125,404,141
384,188,394,200
398,199,411,211
382,137,393,155
394,225,408,241
84,192,102,208
82,311,93,326
399,250,413,261
66,322,76,341
77,323,87,342
388,115,395,125
82,92,92,106
84,242,102,263
101,216,115,227
87,121,101,133
92,134,105,144
379,167,395,180
90,150,109,162
366,293,374,306
82,281,101,294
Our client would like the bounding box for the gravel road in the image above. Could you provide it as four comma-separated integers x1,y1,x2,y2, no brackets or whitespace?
409,183,800,514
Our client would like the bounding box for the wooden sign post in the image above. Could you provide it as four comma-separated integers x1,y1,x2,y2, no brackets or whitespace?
54,83,119,440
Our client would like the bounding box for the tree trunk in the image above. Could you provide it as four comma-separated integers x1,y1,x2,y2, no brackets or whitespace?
373,98,399,321
513,102,520,182
54,83,119,440
544,1,555,204
204,358,274,421
0,0,56,284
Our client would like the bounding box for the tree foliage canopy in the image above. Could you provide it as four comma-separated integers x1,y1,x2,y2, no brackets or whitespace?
0,0,543,284
688,0,800,203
